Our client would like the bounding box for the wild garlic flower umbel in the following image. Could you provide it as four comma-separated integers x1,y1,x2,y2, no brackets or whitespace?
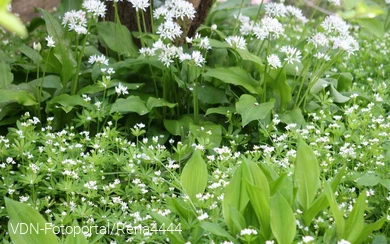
153,0,196,21
62,10,88,35
82,0,106,18
129,0,150,12
267,54,282,69
45,36,55,48
225,36,246,50
88,54,109,66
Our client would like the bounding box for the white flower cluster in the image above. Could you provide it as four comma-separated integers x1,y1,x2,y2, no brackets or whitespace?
309,15,359,57
154,0,196,21
62,10,88,35
82,0,106,18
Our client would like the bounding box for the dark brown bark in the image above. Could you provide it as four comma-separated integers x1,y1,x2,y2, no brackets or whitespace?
187,0,214,38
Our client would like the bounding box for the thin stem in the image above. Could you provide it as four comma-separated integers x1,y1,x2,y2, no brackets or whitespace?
193,81,199,125
233,0,245,36
37,49,52,120
149,0,154,33
71,30,90,95
136,10,145,47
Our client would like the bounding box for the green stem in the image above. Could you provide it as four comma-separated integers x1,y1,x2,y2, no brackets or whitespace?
149,0,154,33
71,30,90,95
136,10,145,47
193,81,199,125
37,49,52,119
233,0,245,36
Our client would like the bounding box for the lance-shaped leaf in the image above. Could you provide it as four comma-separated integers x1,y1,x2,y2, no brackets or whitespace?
270,193,296,244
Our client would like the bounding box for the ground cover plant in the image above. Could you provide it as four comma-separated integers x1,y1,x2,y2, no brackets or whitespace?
0,0,390,243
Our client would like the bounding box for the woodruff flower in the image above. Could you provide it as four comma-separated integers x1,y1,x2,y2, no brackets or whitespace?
128,0,150,12
225,36,246,50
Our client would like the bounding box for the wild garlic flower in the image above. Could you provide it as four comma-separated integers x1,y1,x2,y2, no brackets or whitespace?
328,0,341,6
82,0,106,18
253,16,284,40
88,54,109,65
62,10,88,35
129,0,150,12
45,36,55,48
225,36,246,50
285,5,308,23
267,54,282,69
265,3,287,17
280,46,301,64
153,0,196,21
156,20,183,41
308,33,329,48
139,47,155,57
330,35,359,57
321,15,349,36
191,51,206,67
115,83,129,96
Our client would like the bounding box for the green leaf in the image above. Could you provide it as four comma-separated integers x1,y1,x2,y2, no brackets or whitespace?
345,190,366,243
97,21,138,57
64,220,88,244
163,116,193,137
236,95,275,127
0,61,13,89
189,123,223,147
0,11,27,38
0,90,37,106
333,72,353,92
235,48,263,68
200,222,238,244
5,197,59,244
229,206,246,232
205,106,235,116
371,235,387,244
269,174,293,205
29,75,62,89
356,174,380,187
197,85,229,104
110,96,149,115
20,45,42,64
270,193,296,244
204,67,262,94
146,97,176,110
355,218,386,244
265,68,291,109
242,158,271,239
180,150,208,202
294,137,320,211
40,10,76,84
303,165,347,226
279,108,306,128
329,85,350,103
324,182,345,238
222,166,250,236
46,94,85,113
380,179,390,191
149,212,185,244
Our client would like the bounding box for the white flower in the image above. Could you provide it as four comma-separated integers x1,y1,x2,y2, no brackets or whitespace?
286,5,308,23
115,83,129,96
302,236,315,243
45,36,55,48
153,0,196,21
197,212,209,220
129,0,150,12
337,240,351,244
62,10,88,35
240,228,258,236
199,36,211,50
280,46,301,64
331,35,359,57
225,36,246,49
265,3,287,17
328,0,340,6
82,0,106,17
157,20,183,41
139,47,155,56
191,51,206,67
253,17,284,40
308,33,329,48
267,54,282,69
321,15,349,36
33,42,41,51
88,54,109,65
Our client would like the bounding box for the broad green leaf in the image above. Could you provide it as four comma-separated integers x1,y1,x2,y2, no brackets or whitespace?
266,68,291,109
147,97,176,110
329,85,350,103
164,116,193,137
0,90,37,106
294,137,320,211
269,174,293,205
97,21,138,57
334,72,353,92
279,108,306,128
189,123,223,147
29,75,62,89
310,79,329,95
200,222,238,244
40,10,76,85
345,190,366,243
5,198,58,244
357,18,384,37
20,45,42,64
242,158,271,239
180,150,208,202
222,166,250,236
303,165,347,226
324,182,345,238
355,218,386,244
270,193,296,244
110,96,149,115
205,106,235,116
166,198,192,220
197,85,229,104
0,11,27,38
229,206,246,232
46,94,85,113
0,61,13,89
236,94,275,127
356,174,380,187
380,179,390,191
371,235,387,244
64,220,88,244
235,48,263,68
149,212,185,244
204,67,262,94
